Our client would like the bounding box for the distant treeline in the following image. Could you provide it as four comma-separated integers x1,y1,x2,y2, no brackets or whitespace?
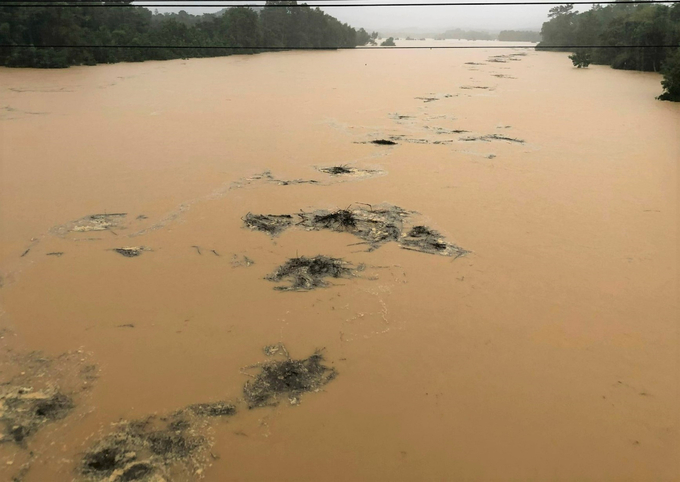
536,2,680,100
434,28,540,42
435,29,496,41
498,30,542,42
0,1,373,68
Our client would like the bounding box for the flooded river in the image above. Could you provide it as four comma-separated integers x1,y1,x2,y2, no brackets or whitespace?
0,42,678,481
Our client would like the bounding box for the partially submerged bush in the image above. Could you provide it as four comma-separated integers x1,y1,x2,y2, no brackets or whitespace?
569,50,592,68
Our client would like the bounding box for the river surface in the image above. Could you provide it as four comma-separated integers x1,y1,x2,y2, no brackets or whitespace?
0,41,678,481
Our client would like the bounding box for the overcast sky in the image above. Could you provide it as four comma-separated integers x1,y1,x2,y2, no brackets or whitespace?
136,1,590,32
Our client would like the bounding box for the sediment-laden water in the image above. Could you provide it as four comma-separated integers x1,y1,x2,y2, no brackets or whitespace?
0,41,678,481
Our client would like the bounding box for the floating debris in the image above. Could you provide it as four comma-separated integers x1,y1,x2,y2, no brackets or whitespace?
0,346,97,482
243,213,294,237
184,402,236,418
371,139,397,146
487,53,525,63
415,93,454,103
231,254,255,268
81,418,202,481
0,388,74,446
423,126,469,135
249,204,467,257
386,135,455,145
81,402,235,482
243,349,337,408
389,113,416,120
70,213,127,233
460,134,524,144
112,246,148,258
316,164,385,178
317,165,353,175
460,85,491,90
415,96,439,103
46,252,64,257
276,178,319,186
492,74,517,79
263,343,289,357
254,170,319,186
266,255,356,291
400,226,468,257
465,62,486,65
298,204,407,249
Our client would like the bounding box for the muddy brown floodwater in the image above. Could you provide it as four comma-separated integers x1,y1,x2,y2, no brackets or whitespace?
0,41,678,481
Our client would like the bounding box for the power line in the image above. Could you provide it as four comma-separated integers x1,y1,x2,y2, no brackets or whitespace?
4,1,680,7
1,44,678,48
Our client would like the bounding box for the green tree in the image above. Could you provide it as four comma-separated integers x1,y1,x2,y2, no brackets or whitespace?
536,2,680,100
0,0,363,68
659,48,680,100
569,49,592,67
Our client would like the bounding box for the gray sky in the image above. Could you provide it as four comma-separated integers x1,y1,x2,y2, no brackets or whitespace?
137,1,586,32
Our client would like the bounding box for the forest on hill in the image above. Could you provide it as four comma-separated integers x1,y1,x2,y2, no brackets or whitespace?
0,1,373,68
498,30,542,42
537,2,680,100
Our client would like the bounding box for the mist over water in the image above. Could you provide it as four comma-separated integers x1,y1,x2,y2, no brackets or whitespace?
141,0,564,31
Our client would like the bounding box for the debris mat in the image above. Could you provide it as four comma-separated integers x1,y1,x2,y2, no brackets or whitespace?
315,165,385,181
298,205,407,249
0,388,74,446
460,134,524,143
231,254,255,267
80,401,235,481
245,204,468,257
243,348,337,408
252,170,319,186
266,255,357,291
0,344,99,459
243,213,294,237
400,226,467,257
51,213,128,236
112,246,148,258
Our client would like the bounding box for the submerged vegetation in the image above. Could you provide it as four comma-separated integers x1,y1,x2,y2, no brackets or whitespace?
569,50,592,68
536,2,680,100
0,1,373,68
